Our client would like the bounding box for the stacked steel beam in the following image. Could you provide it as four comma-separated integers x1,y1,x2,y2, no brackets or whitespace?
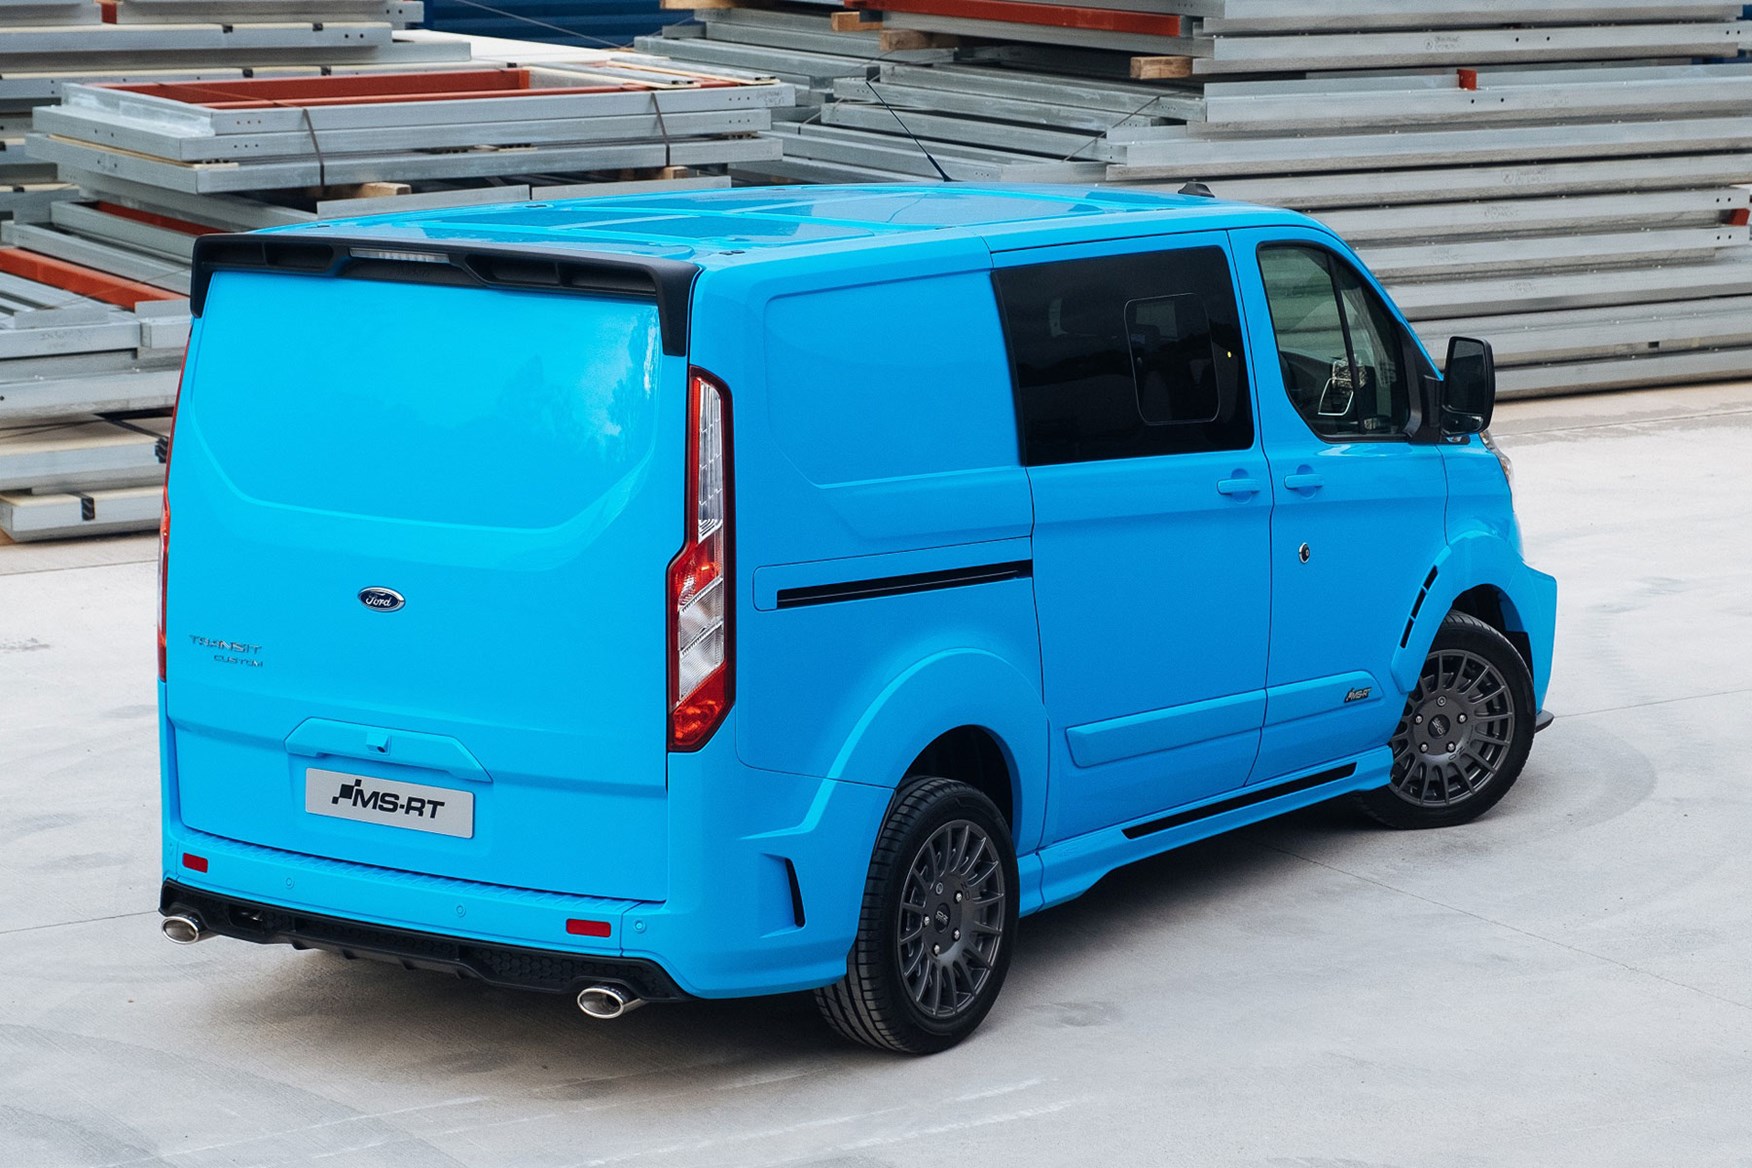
2,6,791,541
639,3,955,116
30,66,787,191
1,0,443,222
639,0,1752,398
0,1,456,542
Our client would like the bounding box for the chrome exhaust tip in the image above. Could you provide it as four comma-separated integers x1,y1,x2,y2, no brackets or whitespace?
161,914,210,945
576,984,644,1020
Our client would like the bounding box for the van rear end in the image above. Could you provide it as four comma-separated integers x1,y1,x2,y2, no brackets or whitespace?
158,234,888,1003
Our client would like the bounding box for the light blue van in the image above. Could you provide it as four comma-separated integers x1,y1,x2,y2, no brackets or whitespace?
157,185,1556,1053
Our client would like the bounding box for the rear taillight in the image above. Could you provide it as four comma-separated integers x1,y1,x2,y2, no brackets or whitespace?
667,368,733,751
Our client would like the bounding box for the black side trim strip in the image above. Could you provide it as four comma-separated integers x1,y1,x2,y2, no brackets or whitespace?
776,559,1032,609
1122,763,1358,840
190,233,699,355
160,881,689,1002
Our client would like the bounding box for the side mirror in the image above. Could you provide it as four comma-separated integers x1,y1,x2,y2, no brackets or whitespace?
1442,336,1496,435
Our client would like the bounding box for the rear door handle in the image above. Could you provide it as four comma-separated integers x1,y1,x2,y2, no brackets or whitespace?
1217,477,1262,498
1283,472,1325,493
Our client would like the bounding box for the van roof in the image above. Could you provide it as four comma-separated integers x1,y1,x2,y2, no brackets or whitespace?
272,184,1314,266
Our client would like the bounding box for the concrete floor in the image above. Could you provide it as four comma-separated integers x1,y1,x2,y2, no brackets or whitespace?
3,384,1750,1167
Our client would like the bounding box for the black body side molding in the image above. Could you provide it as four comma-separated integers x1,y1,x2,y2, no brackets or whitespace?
1122,763,1358,840
775,560,1032,609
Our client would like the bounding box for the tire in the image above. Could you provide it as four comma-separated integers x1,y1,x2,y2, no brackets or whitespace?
1356,611,1536,830
814,778,1019,1054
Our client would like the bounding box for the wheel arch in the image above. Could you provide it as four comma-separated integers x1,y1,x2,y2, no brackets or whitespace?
1392,533,1557,703
824,649,1048,855
1449,583,1534,680
903,725,1017,834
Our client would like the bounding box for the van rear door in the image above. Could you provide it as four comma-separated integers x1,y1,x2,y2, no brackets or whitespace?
165,253,690,902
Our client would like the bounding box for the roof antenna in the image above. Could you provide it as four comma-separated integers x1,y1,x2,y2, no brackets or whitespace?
863,80,954,183
1179,181,1215,198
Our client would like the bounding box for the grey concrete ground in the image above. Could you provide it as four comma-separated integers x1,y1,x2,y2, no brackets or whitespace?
3,384,1751,1168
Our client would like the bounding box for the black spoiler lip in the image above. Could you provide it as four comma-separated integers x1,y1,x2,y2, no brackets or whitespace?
190,232,699,356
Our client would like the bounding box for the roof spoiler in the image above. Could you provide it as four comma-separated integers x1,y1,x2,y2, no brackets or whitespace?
189,234,699,356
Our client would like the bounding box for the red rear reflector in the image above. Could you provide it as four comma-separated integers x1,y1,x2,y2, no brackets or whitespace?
566,919,611,938
182,853,208,873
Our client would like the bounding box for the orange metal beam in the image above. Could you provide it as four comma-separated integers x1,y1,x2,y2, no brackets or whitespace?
0,247,183,309
850,0,1181,36
97,68,739,110
100,69,533,106
93,202,224,237
186,82,651,109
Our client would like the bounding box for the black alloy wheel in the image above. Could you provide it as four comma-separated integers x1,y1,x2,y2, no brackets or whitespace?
816,778,1018,1054
1358,611,1536,829
896,818,1007,1020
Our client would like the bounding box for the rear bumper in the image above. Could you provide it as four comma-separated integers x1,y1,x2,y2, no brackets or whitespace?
160,708,894,1000
161,880,687,1002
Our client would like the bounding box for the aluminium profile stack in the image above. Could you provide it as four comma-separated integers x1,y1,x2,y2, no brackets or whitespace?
2,13,793,541
638,3,955,116
665,0,1752,399
0,0,459,542
0,0,463,225
29,65,787,192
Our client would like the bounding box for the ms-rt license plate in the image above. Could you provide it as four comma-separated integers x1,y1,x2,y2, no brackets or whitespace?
304,768,474,839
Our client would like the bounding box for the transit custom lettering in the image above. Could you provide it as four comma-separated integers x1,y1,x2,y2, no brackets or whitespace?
331,780,446,820
188,634,264,668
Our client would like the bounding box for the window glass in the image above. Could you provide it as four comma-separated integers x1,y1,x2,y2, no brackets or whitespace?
1258,244,1413,440
996,247,1252,466
1127,294,1219,425
1334,268,1411,435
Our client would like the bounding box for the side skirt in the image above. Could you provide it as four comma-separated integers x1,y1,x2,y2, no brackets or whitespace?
1022,747,1392,915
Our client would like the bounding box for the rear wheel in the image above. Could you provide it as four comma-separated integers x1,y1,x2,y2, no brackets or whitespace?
815,778,1018,1054
1357,611,1535,829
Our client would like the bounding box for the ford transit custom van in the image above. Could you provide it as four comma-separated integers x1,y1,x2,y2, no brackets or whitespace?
157,185,1556,1053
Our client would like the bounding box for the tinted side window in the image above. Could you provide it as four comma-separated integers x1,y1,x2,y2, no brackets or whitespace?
1258,245,1412,441
996,247,1252,466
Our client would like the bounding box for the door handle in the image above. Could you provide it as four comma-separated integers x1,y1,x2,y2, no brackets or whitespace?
1283,472,1325,493
1217,477,1262,498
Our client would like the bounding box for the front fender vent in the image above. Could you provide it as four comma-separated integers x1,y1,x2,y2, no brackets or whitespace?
1401,565,1441,648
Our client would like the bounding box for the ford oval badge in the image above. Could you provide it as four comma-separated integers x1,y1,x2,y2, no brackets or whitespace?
358,587,405,613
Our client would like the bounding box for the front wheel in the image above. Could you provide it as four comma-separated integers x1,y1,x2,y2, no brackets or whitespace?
1357,611,1536,829
815,778,1018,1054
